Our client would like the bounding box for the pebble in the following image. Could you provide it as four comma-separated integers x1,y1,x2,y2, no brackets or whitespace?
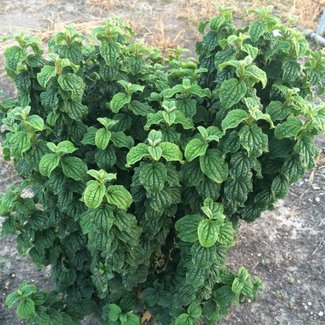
315,197,320,203
319,311,324,317
308,302,312,306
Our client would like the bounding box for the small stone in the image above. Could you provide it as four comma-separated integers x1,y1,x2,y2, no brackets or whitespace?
308,302,312,306
319,311,324,317
315,197,320,203
312,184,321,190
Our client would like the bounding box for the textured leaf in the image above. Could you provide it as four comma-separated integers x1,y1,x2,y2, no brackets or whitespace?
294,135,319,169
160,142,183,162
126,143,149,166
175,314,194,325
5,292,20,308
271,174,290,199
111,131,134,149
185,138,208,162
175,215,202,243
139,162,167,192
239,125,268,157
274,117,303,139
106,185,132,210
186,267,206,288
265,101,290,121
198,219,219,248
37,65,56,88
95,128,111,150
17,298,35,319
282,60,301,82
62,100,88,120
58,73,85,100
221,109,249,131
110,93,131,113
224,178,252,204
245,65,267,88
39,153,60,177
10,131,32,156
129,100,154,116
199,149,228,183
83,180,106,209
249,21,266,42
148,146,162,161
218,222,235,246
26,115,44,131
103,303,122,322
219,78,247,109
99,42,120,66
61,156,88,181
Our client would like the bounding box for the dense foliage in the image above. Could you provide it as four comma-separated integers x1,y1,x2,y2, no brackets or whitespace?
1,7,324,325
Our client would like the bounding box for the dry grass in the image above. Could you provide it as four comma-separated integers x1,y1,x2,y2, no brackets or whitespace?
285,0,324,29
86,0,122,11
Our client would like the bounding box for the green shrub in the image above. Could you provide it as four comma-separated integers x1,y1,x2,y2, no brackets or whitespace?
0,6,324,325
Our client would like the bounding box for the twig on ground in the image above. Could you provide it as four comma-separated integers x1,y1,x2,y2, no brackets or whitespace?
311,238,324,256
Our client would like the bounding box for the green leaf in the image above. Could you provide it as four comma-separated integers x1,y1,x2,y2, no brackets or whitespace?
274,117,303,139
221,109,249,131
9,131,32,156
185,137,208,162
174,110,194,129
106,185,132,210
186,267,206,288
83,180,106,209
17,298,35,320
245,65,267,88
160,142,183,162
37,65,56,88
231,277,244,294
62,100,88,121
95,128,111,150
104,303,122,322
199,149,228,183
294,135,319,169
110,93,131,113
111,131,134,149
126,143,149,166
129,100,154,116
265,101,290,121
249,21,266,42
242,44,259,59
175,314,194,325
148,146,162,161
5,292,20,308
58,73,85,101
4,46,26,72
187,302,202,319
26,115,45,131
219,78,247,109
218,221,235,246
39,153,60,177
139,162,167,192
61,156,88,181
239,125,268,157
175,215,202,243
271,174,289,199
224,178,252,204
120,313,140,325
201,198,224,219
282,60,301,82
99,41,120,66
198,219,219,248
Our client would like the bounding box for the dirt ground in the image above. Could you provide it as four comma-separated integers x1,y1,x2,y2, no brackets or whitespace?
0,1,324,324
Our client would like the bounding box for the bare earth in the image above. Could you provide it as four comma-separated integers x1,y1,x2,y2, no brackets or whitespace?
0,1,324,324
